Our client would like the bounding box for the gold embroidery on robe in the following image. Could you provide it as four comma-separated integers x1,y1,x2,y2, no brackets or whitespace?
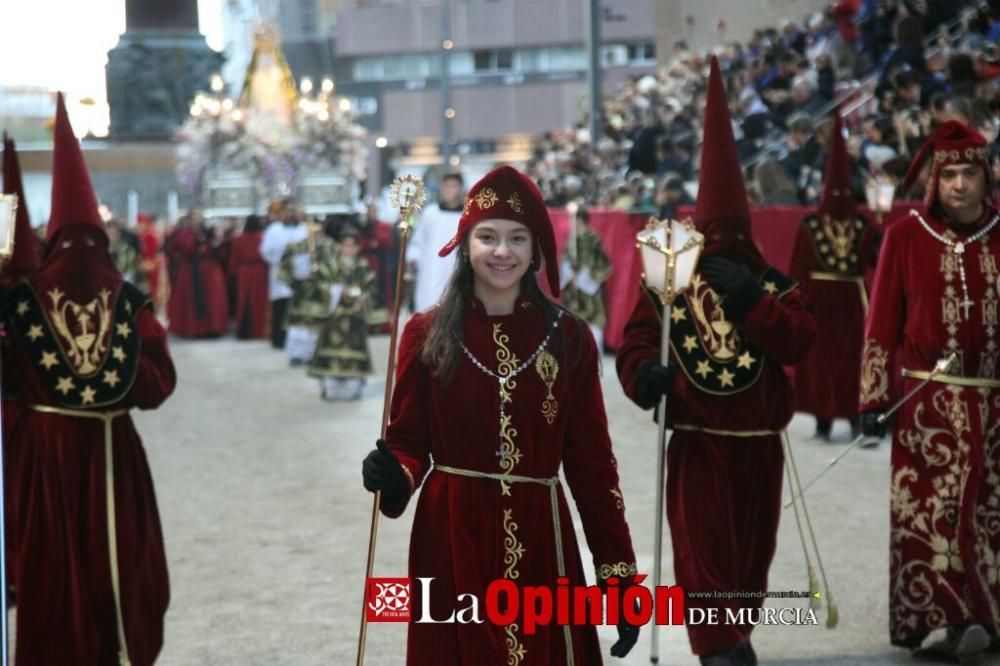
860,339,890,405
535,350,559,424
47,287,113,377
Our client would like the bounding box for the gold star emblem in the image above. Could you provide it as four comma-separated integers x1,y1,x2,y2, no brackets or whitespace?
16,301,29,316
682,335,698,353
102,370,121,388
40,351,59,370
763,281,778,294
718,368,736,388
124,301,132,314
116,322,131,338
670,306,686,323
737,352,755,369
56,376,76,395
80,386,96,405
695,360,712,379
112,346,127,363
27,324,44,342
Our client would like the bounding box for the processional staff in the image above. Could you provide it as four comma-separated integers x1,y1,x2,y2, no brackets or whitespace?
635,216,702,664
355,176,425,666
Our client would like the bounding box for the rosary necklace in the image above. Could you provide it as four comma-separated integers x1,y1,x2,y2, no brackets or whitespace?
460,311,562,465
912,209,1000,320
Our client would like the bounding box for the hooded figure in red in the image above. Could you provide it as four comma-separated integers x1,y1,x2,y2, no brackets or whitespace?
363,165,640,664
1,92,175,666
617,57,817,663
166,209,229,338
227,213,269,339
859,120,1000,656
2,134,42,585
789,111,874,439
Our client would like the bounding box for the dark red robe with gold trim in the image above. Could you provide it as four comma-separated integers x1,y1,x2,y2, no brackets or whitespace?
2,279,175,666
789,214,874,420
617,269,816,656
166,227,228,338
382,297,636,665
227,230,269,339
859,204,1000,645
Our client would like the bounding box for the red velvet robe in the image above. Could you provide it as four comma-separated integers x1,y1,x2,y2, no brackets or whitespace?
859,204,1000,646
227,230,269,339
617,270,816,656
789,214,874,420
166,227,229,338
382,297,637,665
2,280,175,666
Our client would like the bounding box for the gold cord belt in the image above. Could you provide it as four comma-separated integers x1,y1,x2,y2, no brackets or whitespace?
433,464,573,664
808,272,869,315
28,404,133,666
672,423,781,437
902,369,1000,388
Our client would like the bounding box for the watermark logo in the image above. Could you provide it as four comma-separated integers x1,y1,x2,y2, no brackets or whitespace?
366,577,411,622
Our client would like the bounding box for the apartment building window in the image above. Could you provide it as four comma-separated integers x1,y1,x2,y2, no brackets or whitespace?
627,42,656,64
516,48,548,73
473,50,514,72
298,0,317,36
548,46,586,71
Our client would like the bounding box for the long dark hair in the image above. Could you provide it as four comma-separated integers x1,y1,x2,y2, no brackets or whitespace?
421,240,584,383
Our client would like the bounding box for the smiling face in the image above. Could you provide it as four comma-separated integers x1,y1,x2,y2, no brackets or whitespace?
466,219,533,301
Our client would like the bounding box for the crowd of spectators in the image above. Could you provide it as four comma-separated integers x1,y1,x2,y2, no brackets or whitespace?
526,0,1000,217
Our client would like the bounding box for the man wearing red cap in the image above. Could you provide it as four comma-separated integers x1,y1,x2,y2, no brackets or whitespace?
790,112,874,441
617,58,817,665
859,120,1000,659
1,93,174,666
362,165,640,664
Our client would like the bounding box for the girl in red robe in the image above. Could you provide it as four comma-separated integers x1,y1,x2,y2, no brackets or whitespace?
617,58,817,664
363,166,640,665
227,214,270,339
1,93,174,666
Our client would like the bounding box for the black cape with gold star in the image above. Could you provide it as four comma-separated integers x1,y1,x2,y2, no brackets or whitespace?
5,280,147,409
644,267,796,396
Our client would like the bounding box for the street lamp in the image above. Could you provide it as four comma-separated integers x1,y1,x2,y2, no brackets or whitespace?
0,194,16,263
865,176,896,225
635,216,702,663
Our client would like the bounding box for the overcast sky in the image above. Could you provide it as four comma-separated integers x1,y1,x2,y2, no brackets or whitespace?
0,0,226,135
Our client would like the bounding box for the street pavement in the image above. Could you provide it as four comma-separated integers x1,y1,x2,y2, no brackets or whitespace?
134,332,997,665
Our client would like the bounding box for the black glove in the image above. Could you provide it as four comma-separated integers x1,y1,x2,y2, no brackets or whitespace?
635,360,676,410
599,577,640,658
610,600,640,658
859,410,887,438
362,439,408,502
700,256,764,322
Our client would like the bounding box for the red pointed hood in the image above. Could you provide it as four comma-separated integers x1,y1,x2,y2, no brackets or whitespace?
32,93,121,306
47,92,105,245
695,56,765,271
2,135,40,284
818,110,856,219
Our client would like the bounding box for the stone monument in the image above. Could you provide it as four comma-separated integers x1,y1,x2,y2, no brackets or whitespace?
106,0,224,139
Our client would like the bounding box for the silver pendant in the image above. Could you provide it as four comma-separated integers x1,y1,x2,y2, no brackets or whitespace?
953,243,965,255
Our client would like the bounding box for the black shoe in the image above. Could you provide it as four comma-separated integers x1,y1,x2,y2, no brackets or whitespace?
918,623,991,663
811,417,832,442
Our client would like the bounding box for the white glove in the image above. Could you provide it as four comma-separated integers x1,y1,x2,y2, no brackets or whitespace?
574,267,600,296
292,253,312,280
560,258,574,289
328,283,344,313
